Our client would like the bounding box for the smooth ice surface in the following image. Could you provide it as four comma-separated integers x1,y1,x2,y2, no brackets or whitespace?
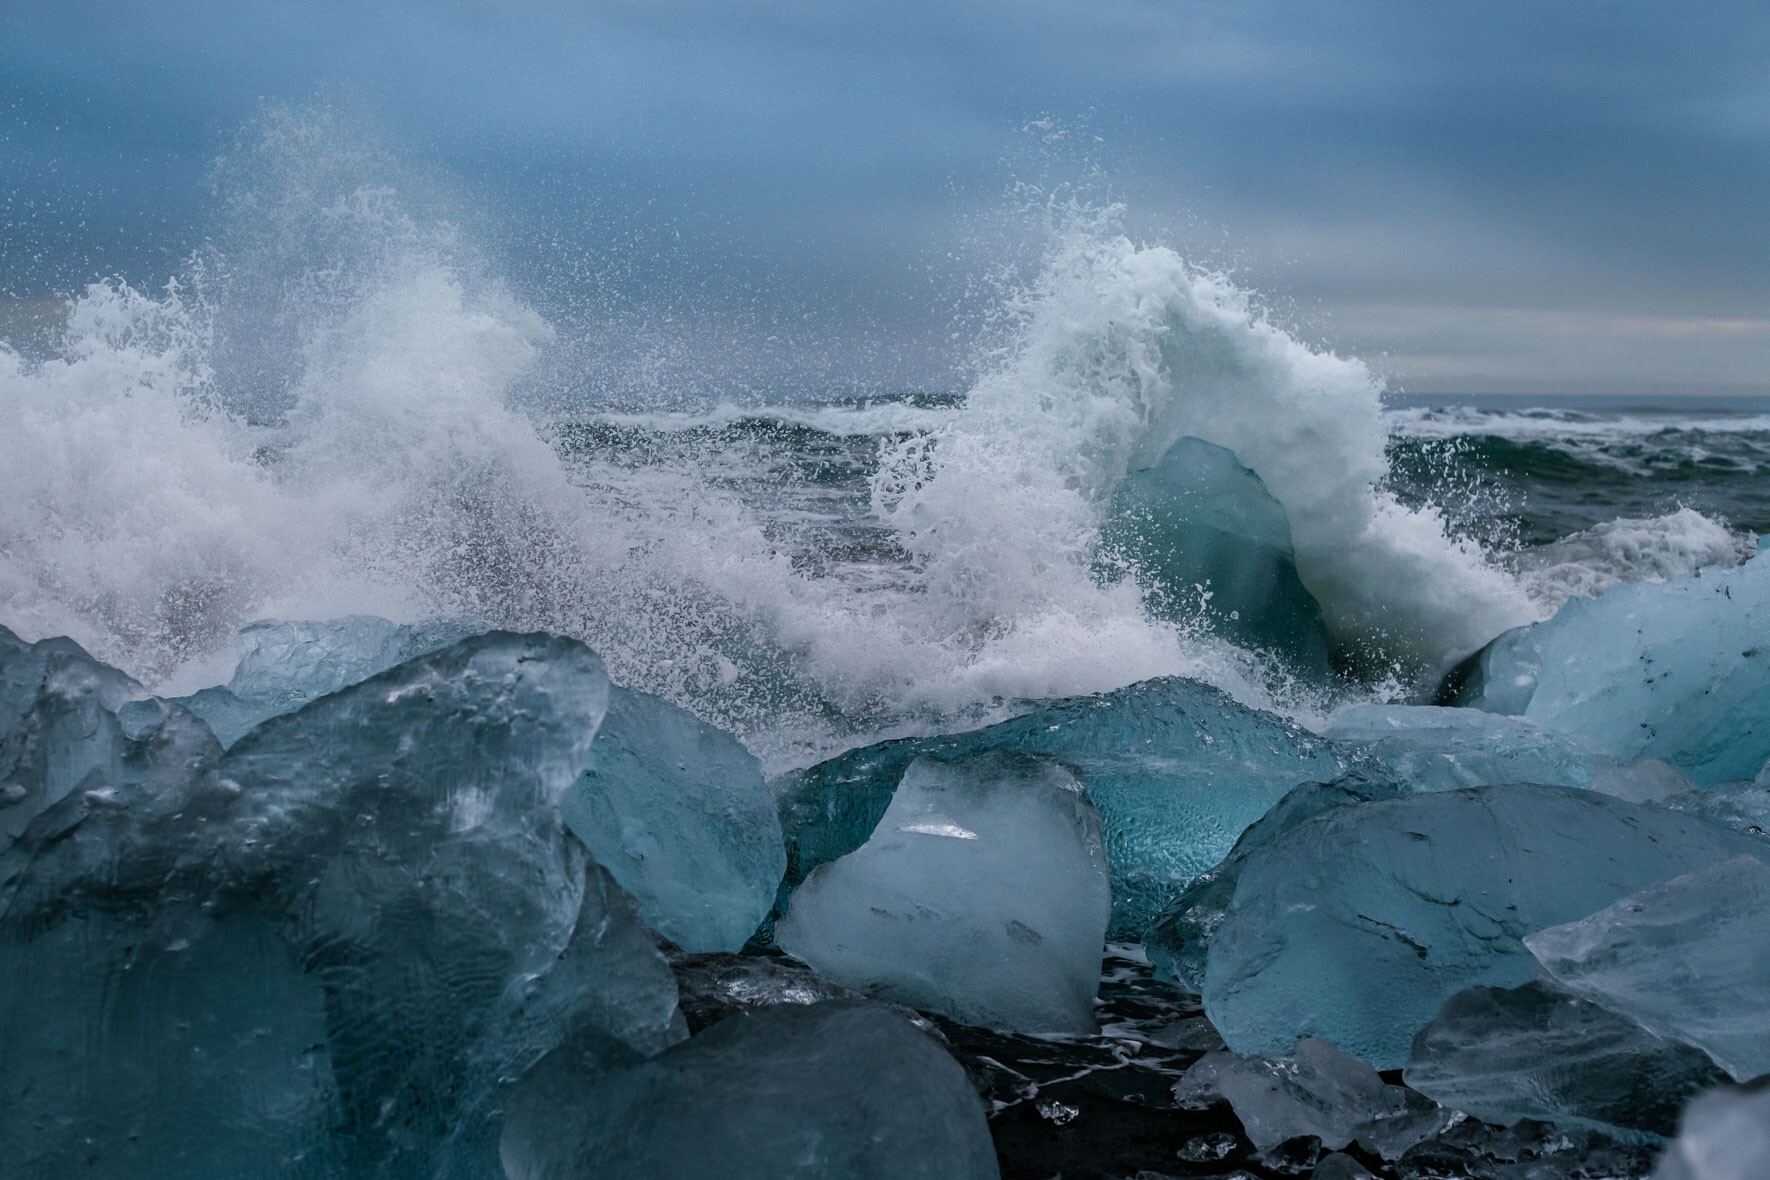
1405,981,1727,1140
1096,435,1331,675
564,686,784,953
0,632,685,1178
1325,703,1688,800
1456,552,1770,786
500,1000,1000,1180
1201,783,1770,1068
775,675,1349,938
777,753,1111,1033
1660,780,1770,839
1526,856,1770,1083
0,624,144,853
1173,1037,1449,1157
1653,1083,1770,1180
1145,774,1403,995
174,615,479,746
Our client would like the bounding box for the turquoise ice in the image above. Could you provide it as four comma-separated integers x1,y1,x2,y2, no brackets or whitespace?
1144,773,1404,994
0,632,684,1179
1325,703,1689,800
775,675,1350,938
500,1001,999,1180
1196,783,1770,1068
1096,435,1331,676
173,615,479,746
776,753,1111,1034
1405,981,1726,1140
565,685,785,953
0,625,147,854
1526,856,1770,1083
1454,552,1770,786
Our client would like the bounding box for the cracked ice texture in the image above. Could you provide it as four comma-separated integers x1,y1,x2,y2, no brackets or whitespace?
1526,856,1770,1084
0,632,684,1178
1456,551,1770,786
564,685,785,953
1405,981,1727,1139
1198,784,1770,1068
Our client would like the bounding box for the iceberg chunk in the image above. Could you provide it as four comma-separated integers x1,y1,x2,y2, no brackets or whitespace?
1097,435,1331,675
1525,856,1770,1083
1405,981,1727,1140
0,625,144,853
1172,1037,1450,1158
1145,774,1403,994
1454,552,1770,786
174,615,479,746
500,1000,1000,1180
776,676,1349,937
777,753,1111,1034
564,685,786,953
1653,1083,1770,1180
0,632,684,1178
1198,783,1770,1068
1325,703,1687,800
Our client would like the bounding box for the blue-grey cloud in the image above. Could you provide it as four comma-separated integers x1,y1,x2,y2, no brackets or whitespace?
4,0,1767,393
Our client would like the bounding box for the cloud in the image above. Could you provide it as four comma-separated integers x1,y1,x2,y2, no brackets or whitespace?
3,0,1766,394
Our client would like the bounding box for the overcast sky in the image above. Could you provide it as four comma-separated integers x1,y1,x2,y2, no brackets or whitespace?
4,1,1767,396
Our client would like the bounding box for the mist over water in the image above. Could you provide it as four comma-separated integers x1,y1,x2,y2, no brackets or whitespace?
1,113,1755,771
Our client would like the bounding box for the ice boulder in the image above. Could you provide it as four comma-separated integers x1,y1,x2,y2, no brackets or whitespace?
0,632,686,1178
499,1000,1000,1180
1172,1037,1450,1158
1659,779,1770,839
1653,1082,1770,1180
776,753,1111,1033
1145,774,1404,994
1197,783,1770,1068
0,625,147,853
173,615,481,746
564,685,785,953
1525,856,1770,1083
1453,552,1770,786
1324,703,1688,800
775,675,1350,938
1096,435,1331,676
1405,982,1727,1140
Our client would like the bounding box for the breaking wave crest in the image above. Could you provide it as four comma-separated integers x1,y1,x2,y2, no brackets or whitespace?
0,118,1546,766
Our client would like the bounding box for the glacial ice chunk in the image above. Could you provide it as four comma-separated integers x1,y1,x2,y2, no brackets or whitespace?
1325,703,1687,800
500,1000,1000,1180
1173,1037,1450,1158
1653,1082,1770,1180
563,685,785,953
0,625,145,853
1659,779,1770,839
775,675,1350,937
1525,856,1770,1083
776,753,1111,1034
1096,435,1331,675
1145,774,1404,994
0,632,685,1178
174,615,480,746
1199,783,1770,1068
1454,552,1770,786
1405,981,1727,1139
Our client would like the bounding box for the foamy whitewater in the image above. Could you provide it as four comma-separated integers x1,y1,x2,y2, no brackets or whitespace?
1,125,1758,772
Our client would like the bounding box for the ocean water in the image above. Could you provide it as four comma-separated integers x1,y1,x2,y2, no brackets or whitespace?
1,129,1761,777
